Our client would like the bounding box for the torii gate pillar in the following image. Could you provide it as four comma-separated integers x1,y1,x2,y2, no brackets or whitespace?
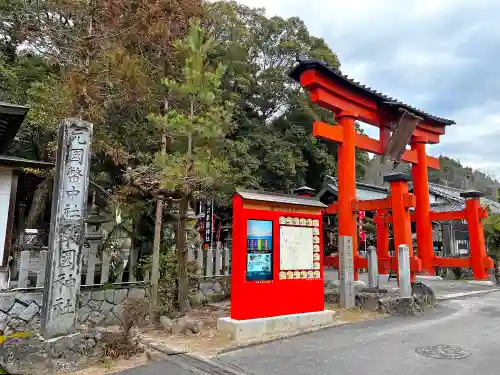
384,173,420,281
337,112,359,280
411,138,435,275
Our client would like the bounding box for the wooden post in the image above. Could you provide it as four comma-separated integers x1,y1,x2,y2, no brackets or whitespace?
411,139,434,275
85,247,97,285
197,246,204,271
100,250,110,284
150,97,168,318
205,246,213,277
337,112,359,280
215,242,222,276
461,191,488,280
18,250,30,288
149,196,163,319
223,246,230,275
37,250,47,288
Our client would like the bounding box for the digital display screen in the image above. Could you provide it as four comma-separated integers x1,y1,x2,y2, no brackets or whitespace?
246,220,273,281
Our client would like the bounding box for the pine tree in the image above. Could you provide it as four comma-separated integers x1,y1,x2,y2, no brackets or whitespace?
146,20,234,313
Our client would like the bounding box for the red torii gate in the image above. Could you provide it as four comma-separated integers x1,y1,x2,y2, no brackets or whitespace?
289,59,492,281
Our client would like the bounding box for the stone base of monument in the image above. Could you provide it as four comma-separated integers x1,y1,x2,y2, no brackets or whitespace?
0,331,100,375
217,310,336,342
379,296,424,316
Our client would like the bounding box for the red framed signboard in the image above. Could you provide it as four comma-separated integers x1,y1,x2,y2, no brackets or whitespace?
231,189,327,320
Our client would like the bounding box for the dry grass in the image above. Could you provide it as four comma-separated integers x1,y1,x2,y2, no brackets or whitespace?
66,302,384,373
140,303,383,358
140,306,232,358
61,352,152,375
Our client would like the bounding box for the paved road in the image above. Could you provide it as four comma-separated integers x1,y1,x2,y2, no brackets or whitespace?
217,292,500,375
119,291,500,374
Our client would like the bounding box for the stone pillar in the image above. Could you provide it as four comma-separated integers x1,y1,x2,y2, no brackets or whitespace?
461,190,489,280
442,223,454,256
41,119,93,339
367,246,379,289
339,235,355,309
337,112,359,280
398,244,411,297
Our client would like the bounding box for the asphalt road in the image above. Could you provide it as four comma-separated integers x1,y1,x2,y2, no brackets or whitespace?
120,291,500,375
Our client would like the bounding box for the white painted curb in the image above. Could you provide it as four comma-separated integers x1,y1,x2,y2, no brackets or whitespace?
468,280,495,286
416,275,443,281
436,288,500,300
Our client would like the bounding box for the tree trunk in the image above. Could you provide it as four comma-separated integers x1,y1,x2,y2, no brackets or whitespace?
177,197,191,313
149,197,163,319
494,257,500,285
25,178,52,229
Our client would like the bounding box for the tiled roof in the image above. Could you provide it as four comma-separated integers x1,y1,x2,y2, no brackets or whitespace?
317,176,389,201
0,102,29,154
0,155,53,169
428,183,500,214
236,189,327,208
317,177,500,215
430,202,465,213
427,183,464,203
289,60,455,127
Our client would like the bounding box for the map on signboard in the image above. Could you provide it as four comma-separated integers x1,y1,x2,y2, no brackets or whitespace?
279,226,313,270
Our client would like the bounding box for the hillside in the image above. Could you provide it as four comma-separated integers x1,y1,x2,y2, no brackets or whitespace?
363,155,499,201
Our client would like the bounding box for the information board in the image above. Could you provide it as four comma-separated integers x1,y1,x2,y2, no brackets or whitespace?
279,226,314,270
246,219,273,281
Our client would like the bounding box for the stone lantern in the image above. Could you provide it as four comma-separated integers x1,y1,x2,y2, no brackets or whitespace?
85,203,111,240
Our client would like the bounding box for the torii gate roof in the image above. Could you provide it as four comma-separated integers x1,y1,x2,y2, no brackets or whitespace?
290,59,455,127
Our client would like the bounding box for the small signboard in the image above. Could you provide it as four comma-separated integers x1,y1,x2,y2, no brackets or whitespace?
204,200,213,245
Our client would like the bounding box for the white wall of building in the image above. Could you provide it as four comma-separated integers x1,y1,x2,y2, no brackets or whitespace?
0,169,13,266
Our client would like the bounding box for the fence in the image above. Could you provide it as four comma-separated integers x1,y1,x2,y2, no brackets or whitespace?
189,243,232,277
12,239,232,290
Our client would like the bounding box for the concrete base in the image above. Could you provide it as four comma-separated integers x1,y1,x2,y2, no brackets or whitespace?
217,310,336,342
416,275,443,281
469,280,495,286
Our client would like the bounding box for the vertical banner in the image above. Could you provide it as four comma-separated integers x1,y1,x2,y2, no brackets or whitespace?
204,199,214,246
358,210,366,242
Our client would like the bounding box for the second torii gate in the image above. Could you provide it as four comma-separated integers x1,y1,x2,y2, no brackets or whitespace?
290,58,455,279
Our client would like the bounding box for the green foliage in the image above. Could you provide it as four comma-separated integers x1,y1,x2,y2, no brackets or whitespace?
204,1,362,193
428,156,499,200
485,213,500,261
141,20,237,201
138,250,199,316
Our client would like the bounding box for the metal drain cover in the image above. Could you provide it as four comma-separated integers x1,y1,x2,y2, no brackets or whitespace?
416,344,471,359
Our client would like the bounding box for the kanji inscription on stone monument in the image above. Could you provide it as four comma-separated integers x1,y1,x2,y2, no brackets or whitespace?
339,235,355,309
41,119,93,339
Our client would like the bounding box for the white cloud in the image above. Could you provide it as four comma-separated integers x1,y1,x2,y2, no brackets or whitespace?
234,0,500,178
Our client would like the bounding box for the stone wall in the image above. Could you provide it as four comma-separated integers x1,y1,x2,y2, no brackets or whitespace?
193,276,230,305
77,285,149,326
0,284,149,335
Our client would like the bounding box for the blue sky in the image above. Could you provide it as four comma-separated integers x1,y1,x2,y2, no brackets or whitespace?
236,0,500,179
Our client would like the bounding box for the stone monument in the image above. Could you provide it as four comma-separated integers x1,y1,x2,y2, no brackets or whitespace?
41,119,93,339
339,235,355,309
367,245,379,289
398,244,411,298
